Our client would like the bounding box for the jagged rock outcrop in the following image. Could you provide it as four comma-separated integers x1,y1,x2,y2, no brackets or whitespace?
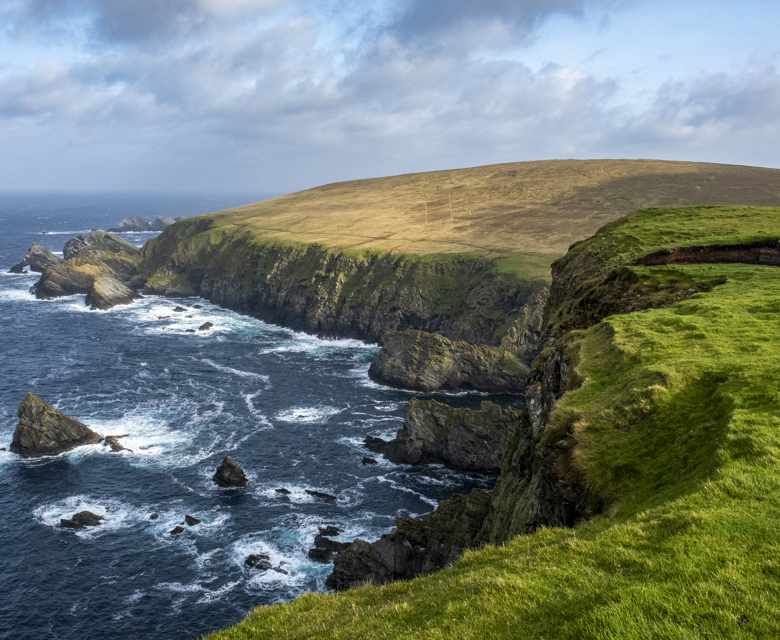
10,393,102,458
10,243,63,274
33,231,143,310
108,216,152,232
326,488,491,590
150,217,176,231
85,275,142,310
366,399,520,473
63,231,140,260
213,456,248,487
369,330,528,393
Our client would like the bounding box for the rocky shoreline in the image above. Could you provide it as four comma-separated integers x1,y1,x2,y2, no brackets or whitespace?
9,222,555,591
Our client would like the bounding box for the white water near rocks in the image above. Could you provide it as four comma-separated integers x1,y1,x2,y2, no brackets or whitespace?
0,193,500,640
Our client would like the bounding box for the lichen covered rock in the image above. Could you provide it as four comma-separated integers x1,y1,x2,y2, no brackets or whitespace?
10,393,102,458
85,275,141,310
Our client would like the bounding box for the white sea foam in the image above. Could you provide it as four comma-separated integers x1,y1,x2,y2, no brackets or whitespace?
275,406,342,424
0,289,35,302
199,358,270,382
39,229,92,235
33,495,142,537
370,475,439,508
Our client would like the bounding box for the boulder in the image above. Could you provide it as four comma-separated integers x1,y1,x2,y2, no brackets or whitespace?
61,511,104,530
275,488,291,495
85,276,141,311
362,456,378,465
272,566,288,575
369,330,528,393
245,554,272,570
213,456,248,487
184,515,201,526
326,488,491,591
171,526,185,535
364,399,520,474
173,306,187,312
103,435,133,453
198,322,213,331
150,513,160,520
10,393,102,458
108,216,152,232
10,243,62,273
150,217,176,231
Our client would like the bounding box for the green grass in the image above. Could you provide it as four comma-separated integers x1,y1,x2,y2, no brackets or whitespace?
207,206,780,639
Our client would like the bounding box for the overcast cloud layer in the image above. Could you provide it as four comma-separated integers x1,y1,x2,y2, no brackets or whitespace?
1,0,779,193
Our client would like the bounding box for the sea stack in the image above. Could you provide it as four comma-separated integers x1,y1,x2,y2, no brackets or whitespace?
213,456,248,487
10,393,102,458
107,216,152,232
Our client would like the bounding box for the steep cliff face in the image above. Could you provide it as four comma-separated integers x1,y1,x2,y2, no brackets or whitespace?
366,398,521,473
368,330,529,393
140,219,547,347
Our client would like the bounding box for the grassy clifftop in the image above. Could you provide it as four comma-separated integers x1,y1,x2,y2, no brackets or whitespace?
208,205,780,639
194,159,780,280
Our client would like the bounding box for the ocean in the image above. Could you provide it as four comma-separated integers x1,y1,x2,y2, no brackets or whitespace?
0,193,500,640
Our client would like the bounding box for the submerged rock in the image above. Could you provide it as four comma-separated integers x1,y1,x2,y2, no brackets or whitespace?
150,513,160,520
171,526,185,535
369,330,528,393
10,393,102,458
150,217,176,231
319,526,343,537
60,511,104,530
173,306,187,312
362,456,378,465
275,488,291,495
103,435,132,453
85,275,141,310
213,456,248,487
326,488,491,591
305,489,337,501
108,216,152,232
365,399,520,474
10,243,62,274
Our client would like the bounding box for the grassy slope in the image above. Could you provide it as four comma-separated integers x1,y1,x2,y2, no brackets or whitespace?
208,206,780,639
191,160,780,281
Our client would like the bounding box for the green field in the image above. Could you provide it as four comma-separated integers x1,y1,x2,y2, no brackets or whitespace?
206,206,780,639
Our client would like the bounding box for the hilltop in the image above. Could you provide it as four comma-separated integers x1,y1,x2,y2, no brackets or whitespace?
202,159,780,279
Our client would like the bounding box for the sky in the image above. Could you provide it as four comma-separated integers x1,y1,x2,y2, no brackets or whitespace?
1,0,780,194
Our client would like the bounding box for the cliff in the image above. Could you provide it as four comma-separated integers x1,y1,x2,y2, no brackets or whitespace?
208,204,780,639
140,218,546,347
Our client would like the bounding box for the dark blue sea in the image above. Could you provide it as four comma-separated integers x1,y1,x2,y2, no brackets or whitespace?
0,193,499,640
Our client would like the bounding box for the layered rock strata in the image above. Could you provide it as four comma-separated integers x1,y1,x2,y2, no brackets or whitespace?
366,398,520,474
10,393,102,458
369,330,528,393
